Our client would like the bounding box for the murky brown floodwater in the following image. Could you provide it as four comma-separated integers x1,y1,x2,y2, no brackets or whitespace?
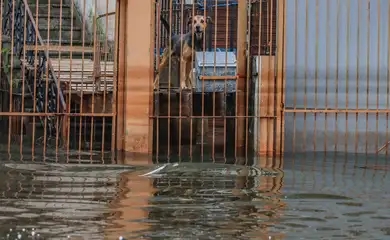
0,151,389,240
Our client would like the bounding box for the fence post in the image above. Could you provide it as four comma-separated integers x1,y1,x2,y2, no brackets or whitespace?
121,0,155,155
275,0,286,156
116,0,126,151
236,0,248,156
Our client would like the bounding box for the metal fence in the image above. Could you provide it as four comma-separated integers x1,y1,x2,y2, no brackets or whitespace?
0,0,118,159
152,0,280,160
283,0,390,156
1,0,388,160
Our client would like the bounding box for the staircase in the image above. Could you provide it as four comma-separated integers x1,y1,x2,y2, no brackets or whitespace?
1,0,93,141
28,0,93,54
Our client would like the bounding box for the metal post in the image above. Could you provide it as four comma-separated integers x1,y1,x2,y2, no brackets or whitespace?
275,0,286,156
236,0,248,156
116,0,126,151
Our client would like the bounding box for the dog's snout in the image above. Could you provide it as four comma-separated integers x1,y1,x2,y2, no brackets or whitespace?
196,25,201,31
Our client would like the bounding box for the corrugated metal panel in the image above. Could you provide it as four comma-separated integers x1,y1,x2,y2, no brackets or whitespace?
283,0,390,154
194,51,237,92
195,51,236,67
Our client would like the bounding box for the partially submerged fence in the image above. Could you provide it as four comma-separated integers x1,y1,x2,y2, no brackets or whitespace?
0,0,118,158
0,0,389,160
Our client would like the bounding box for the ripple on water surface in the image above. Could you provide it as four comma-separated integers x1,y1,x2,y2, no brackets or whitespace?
0,154,389,239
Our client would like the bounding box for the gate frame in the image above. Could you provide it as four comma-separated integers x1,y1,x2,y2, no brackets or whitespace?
275,0,286,156
115,0,286,157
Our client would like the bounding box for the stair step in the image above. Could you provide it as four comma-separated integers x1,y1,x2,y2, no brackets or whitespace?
38,26,83,42
28,0,66,4
42,39,93,47
29,4,72,16
35,14,77,28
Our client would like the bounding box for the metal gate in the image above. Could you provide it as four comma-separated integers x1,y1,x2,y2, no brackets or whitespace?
151,0,281,160
0,0,284,160
2,0,385,160
0,0,118,160
282,0,390,156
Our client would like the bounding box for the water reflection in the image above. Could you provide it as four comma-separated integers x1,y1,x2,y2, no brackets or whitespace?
108,160,285,240
0,151,389,239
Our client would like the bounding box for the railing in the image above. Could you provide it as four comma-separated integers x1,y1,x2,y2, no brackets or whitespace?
2,0,66,137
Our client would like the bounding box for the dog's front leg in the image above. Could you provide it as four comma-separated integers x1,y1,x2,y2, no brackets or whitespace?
180,58,187,89
185,60,193,89
154,50,170,89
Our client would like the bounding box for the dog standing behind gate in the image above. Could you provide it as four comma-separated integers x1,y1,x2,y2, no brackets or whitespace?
154,14,213,90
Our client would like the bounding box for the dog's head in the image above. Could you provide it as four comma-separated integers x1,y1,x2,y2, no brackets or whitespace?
187,15,213,40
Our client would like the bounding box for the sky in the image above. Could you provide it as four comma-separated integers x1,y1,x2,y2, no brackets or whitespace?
284,0,390,110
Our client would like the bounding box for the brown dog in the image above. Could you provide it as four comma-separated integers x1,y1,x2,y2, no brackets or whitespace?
154,15,212,89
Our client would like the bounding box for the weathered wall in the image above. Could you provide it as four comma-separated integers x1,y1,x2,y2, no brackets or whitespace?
72,0,116,41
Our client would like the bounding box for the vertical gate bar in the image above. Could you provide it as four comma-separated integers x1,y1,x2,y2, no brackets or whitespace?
102,0,111,158
375,0,380,155
281,0,286,159
116,0,126,152
223,0,229,160
236,0,247,157
257,1,262,156
366,0,370,155
67,0,75,157
303,0,308,153
111,1,120,162
355,0,361,156
245,0,251,159
325,0,330,154
43,0,53,157
275,0,286,157
268,0,274,157
213,0,217,160
124,0,154,155
189,0,195,160
178,0,184,158
345,0,350,154
32,0,39,160
155,0,160,159
90,1,98,159
78,0,87,159
201,0,206,160
386,0,390,157
314,0,319,153
335,0,340,154
101,0,109,158
167,0,172,160
55,0,63,155
8,0,15,154
292,0,298,156
20,4,28,155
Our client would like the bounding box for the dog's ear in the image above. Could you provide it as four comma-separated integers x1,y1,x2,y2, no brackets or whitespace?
187,16,192,25
206,16,213,24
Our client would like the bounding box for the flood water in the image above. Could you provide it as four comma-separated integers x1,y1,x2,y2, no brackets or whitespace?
0,150,389,240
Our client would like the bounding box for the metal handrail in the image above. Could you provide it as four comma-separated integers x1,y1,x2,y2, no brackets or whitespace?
22,0,66,110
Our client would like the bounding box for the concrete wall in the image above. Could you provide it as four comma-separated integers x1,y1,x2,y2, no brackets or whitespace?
72,0,116,41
